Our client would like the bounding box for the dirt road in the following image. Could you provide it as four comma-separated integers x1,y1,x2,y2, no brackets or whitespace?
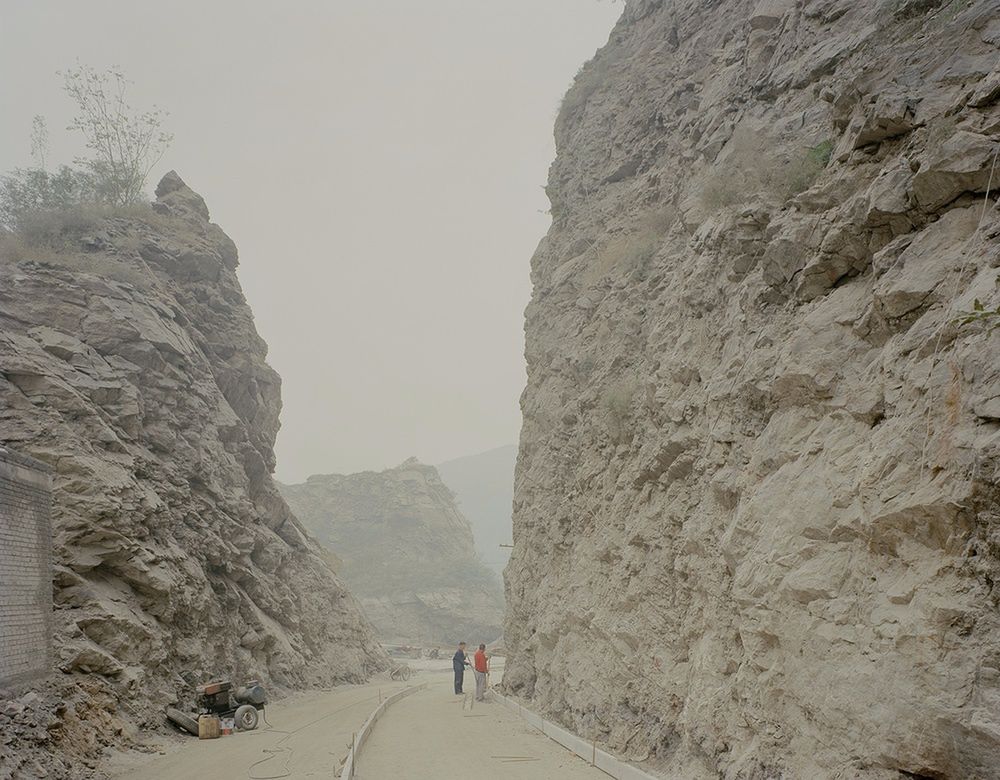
356,675,607,779
112,669,605,780
110,678,408,780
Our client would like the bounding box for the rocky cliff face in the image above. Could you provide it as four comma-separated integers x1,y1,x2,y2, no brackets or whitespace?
0,173,383,777
504,2,1000,778
281,459,504,646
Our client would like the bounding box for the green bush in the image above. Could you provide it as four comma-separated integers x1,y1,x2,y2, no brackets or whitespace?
0,64,174,286
782,140,834,196
0,166,99,230
954,298,1000,328
1,65,173,229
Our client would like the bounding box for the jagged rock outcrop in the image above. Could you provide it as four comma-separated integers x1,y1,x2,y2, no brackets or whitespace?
0,173,384,778
281,459,504,646
505,2,1000,779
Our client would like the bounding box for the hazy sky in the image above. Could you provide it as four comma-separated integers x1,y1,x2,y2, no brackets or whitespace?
0,1,621,481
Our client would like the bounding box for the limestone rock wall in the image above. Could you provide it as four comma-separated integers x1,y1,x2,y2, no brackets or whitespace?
0,173,384,775
504,2,1000,778
281,459,504,646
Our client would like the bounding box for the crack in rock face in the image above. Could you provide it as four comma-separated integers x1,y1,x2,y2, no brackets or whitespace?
504,1,1000,778
0,172,385,778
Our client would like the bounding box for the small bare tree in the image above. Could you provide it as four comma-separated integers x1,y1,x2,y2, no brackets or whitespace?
61,65,172,205
29,115,49,170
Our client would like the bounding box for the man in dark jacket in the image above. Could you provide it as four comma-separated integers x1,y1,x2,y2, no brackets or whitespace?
452,641,470,694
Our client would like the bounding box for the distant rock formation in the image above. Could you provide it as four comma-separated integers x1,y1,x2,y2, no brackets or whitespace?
0,172,384,777
438,444,517,576
281,459,504,646
505,2,1000,779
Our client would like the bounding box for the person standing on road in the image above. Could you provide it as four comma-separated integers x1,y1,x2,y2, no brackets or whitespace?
453,641,470,694
473,643,489,701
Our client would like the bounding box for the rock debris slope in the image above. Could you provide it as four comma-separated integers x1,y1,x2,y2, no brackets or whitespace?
0,173,384,776
504,2,1000,779
281,459,504,646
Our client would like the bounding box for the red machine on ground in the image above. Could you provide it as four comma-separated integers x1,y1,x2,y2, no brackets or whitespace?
165,679,267,736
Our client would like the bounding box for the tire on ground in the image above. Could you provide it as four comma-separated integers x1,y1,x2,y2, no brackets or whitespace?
165,707,199,736
235,704,259,731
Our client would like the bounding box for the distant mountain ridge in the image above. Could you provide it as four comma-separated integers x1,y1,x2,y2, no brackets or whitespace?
437,444,517,577
279,458,503,646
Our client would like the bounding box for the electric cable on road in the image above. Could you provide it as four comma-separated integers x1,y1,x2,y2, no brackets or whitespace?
243,689,388,780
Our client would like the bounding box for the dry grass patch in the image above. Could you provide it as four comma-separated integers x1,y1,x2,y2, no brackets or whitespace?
0,232,148,287
15,203,170,250
700,128,833,211
583,207,675,286
0,203,161,288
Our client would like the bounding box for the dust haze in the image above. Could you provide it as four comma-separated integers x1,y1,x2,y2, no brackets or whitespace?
0,0,620,480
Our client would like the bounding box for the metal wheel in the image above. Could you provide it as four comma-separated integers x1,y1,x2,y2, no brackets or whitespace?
235,704,259,730
390,664,411,681
165,707,199,736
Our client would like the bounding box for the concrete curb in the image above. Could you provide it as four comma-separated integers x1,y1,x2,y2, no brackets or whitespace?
339,682,425,779
488,690,662,780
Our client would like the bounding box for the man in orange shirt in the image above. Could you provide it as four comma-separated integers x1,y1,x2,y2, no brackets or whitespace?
473,643,489,702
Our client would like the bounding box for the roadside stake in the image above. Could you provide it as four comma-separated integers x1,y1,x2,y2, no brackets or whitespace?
340,683,425,778
488,689,662,780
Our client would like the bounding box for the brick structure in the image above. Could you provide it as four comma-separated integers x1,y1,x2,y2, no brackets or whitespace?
0,446,52,687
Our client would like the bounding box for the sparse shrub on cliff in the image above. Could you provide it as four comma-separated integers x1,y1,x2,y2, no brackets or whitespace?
915,0,967,23
0,165,101,231
585,230,658,285
584,207,674,285
0,203,163,286
14,203,165,249
0,119,97,230
890,0,947,20
0,229,146,286
576,355,596,380
1,66,172,231
560,47,626,118
62,65,173,206
561,60,609,116
781,139,834,196
601,378,639,442
16,206,104,249
699,130,833,211
954,298,1000,327
927,114,959,149
701,177,744,210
